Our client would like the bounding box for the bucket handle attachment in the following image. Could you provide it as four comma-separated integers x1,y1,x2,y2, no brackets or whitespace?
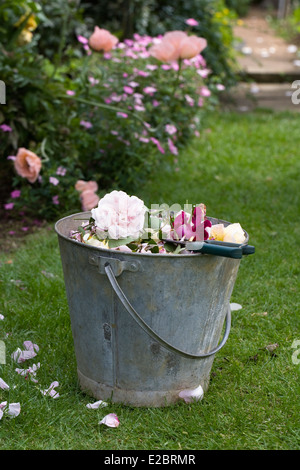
104,263,231,360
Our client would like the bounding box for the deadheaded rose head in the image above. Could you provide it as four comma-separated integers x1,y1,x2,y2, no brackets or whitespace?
91,190,146,240
88,27,118,52
14,148,42,183
223,223,245,244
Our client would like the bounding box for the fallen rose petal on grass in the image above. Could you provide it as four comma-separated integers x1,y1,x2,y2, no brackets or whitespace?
0,401,21,419
11,341,39,363
0,378,9,390
179,385,204,403
99,413,120,427
42,381,60,398
230,303,243,311
86,399,108,409
15,362,40,383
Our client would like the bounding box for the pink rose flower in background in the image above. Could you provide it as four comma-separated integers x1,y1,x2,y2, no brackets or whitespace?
75,180,98,193
149,31,207,62
13,148,42,184
179,35,207,59
149,40,179,62
75,180,99,211
88,27,118,52
91,190,146,240
80,190,100,211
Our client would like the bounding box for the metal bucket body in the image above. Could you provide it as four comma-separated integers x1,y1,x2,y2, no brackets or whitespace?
55,212,242,407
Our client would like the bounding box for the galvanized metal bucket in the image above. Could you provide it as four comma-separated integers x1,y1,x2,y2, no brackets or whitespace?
55,211,249,407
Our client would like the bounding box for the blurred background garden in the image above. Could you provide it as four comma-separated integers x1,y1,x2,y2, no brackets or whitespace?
1,0,300,228
0,0,267,226
0,0,300,451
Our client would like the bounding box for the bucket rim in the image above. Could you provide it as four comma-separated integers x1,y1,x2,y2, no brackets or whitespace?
55,211,249,258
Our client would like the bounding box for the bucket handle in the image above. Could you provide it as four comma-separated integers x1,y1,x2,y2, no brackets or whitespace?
104,263,231,360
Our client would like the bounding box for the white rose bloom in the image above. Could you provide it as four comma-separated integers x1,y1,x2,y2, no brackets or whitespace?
223,223,245,244
91,190,146,240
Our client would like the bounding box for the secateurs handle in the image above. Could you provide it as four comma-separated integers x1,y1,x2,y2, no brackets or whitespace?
186,242,243,259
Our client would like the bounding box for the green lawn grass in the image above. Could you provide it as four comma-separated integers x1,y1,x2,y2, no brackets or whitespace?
0,109,299,450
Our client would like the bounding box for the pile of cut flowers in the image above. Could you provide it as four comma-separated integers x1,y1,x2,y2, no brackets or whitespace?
69,190,246,254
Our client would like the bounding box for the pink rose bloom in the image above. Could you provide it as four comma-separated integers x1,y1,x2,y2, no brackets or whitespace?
75,180,98,193
149,31,207,62
14,148,42,184
80,190,100,211
75,180,99,211
91,190,146,240
88,27,118,52
149,40,178,62
179,35,207,59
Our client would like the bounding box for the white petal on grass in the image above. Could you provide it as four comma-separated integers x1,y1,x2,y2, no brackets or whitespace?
42,381,60,398
15,363,40,383
230,303,243,311
99,413,120,427
86,399,108,409
11,341,39,363
0,378,9,390
179,385,204,403
7,402,21,418
0,401,21,419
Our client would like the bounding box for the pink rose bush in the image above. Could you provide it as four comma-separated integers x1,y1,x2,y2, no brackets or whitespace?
4,23,225,220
